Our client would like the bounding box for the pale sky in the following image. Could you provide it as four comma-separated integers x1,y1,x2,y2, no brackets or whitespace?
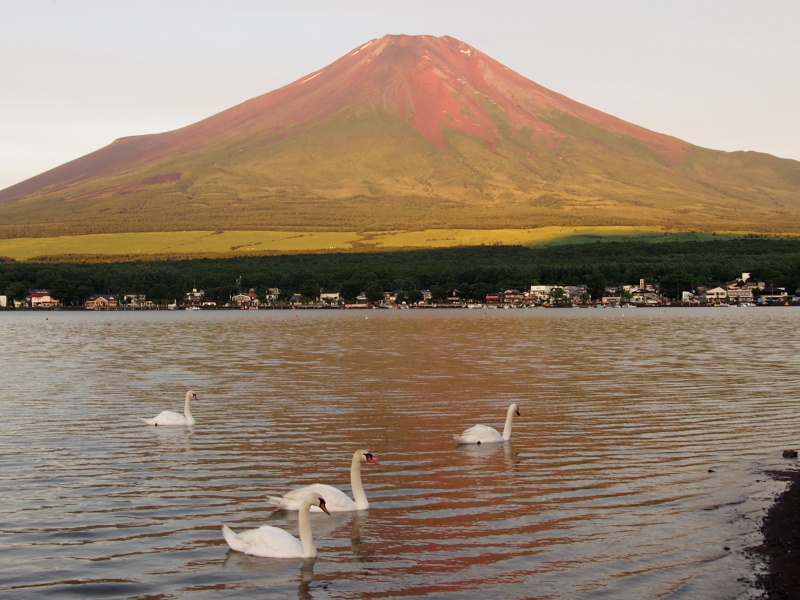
1,0,798,191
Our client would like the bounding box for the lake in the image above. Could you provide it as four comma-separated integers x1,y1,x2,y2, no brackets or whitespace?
1,307,798,599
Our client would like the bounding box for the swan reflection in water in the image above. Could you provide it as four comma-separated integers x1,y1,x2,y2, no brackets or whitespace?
297,558,315,600
223,553,317,599
456,438,517,467
146,424,195,450
349,511,371,562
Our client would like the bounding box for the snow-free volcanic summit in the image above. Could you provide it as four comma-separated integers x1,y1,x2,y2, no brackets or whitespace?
1,34,800,239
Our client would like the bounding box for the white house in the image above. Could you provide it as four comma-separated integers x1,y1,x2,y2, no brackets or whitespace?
85,293,119,310
725,285,753,303
704,286,728,303
320,291,341,304
30,290,59,308
529,285,553,301
231,292,259,308
124,293,147,307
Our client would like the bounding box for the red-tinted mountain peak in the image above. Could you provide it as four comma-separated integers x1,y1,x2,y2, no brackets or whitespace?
4,34,797,242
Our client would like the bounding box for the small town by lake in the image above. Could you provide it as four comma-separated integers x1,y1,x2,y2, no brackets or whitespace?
4,270,794,311
1,307,798,599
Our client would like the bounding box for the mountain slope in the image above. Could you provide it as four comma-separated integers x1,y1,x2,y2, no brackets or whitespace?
2,34,800,238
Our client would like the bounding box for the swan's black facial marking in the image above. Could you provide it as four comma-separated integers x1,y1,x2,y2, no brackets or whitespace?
318,497,331,515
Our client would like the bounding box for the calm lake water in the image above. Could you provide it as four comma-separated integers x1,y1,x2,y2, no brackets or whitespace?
1,307,799,599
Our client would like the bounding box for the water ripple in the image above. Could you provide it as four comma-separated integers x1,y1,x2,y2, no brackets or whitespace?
1,308,798,598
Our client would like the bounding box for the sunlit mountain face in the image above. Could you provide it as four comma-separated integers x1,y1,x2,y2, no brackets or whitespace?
2,34,799,238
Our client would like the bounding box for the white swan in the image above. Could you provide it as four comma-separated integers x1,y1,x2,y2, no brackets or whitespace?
141,390,197,426
267,450,379,512
222,492,330,558
454,402,520,444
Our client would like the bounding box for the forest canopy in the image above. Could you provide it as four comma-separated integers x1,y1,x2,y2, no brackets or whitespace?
1,238,799,306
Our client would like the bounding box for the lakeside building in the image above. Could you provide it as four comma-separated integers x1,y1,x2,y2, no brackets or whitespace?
502,289,526,304
59,271,786,311
29,290,60,308
529,285,553,302
231,291,260,308
320,291,342,305
699,273,787,305
123,293,148,308
183,288,205,309
85,294,119,310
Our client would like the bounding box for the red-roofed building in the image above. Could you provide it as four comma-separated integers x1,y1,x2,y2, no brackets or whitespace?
29,290,59,308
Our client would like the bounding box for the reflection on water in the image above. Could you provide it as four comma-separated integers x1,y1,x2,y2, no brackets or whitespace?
1,308,799,599
222,553,317,599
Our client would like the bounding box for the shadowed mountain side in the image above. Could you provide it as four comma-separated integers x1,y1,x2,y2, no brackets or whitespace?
2,34,800,239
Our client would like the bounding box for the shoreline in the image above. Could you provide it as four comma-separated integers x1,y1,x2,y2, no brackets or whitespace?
752,466,800,598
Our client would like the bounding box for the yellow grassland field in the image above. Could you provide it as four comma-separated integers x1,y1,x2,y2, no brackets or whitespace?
0,226,745,261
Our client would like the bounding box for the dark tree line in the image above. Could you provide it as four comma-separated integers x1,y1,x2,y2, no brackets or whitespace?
2,237,800,306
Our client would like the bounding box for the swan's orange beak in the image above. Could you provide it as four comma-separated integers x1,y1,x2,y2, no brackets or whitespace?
318,498,331,515
365,453,379,465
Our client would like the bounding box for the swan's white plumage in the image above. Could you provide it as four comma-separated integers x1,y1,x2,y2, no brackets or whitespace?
221,524,302,558
271,483,356,512
141,390,197,426
455,423,505,444
267,450,379,512
222,493,329,558
454,403,520,444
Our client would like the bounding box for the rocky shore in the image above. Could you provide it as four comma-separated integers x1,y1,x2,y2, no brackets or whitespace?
752,467,800,599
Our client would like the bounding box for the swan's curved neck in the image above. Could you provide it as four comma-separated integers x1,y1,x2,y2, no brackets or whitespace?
501,405,516,441
350,452,369,510
298,501,318,557
183,394,195,425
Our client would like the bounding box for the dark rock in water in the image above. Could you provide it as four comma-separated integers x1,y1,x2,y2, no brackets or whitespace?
781,449,798,459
